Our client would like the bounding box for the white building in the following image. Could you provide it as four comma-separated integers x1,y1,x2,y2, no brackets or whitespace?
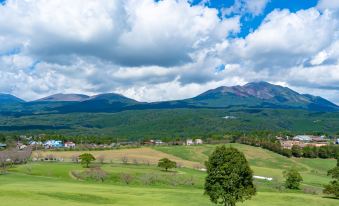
155,140,164,145
64,141,76,148
186,139,194,146
195,139,203,145
293,135,312,142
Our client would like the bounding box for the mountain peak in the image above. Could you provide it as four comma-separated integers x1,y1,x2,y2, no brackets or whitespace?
191,82,338,111
244,81,273,87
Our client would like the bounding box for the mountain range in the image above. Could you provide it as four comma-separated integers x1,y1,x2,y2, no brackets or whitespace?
0,82,338,115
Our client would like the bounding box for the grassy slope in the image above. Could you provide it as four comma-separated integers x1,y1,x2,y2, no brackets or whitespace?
154,143,336,188
0,144,338,206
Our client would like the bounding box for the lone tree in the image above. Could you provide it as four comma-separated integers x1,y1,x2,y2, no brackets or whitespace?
158,158,176,172
283,167,303,189
79,153,96,168
323,156,339,198
204,146,256,206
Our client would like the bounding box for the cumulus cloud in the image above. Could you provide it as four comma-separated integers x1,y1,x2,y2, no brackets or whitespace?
0,0,338,105
317,0,339,11
0,0,239,67
0,0,240,99
222,8,337,70
222,0,270,16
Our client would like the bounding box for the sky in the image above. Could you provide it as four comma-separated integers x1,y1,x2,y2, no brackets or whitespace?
0,0,339,104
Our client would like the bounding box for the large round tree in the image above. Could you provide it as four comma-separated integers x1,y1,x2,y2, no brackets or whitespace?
79,153,96,168
204,146,256,206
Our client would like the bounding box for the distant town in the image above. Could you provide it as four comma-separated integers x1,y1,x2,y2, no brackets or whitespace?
1,134,338,152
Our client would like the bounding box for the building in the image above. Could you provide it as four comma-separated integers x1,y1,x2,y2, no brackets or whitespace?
29,141,43,146
186,139,194,146
17,143,27,150
44,140,63,149
293,135,312,142
195,139,203,145
64,141,76,148
311,136,325,142
280,140,306,149
155,140,164,145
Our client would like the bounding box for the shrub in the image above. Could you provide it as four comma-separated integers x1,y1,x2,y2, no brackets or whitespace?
158,158,176,172
283,168,303,189
120,173,133,184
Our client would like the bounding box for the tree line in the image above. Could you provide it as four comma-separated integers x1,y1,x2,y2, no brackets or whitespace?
238,136,339,159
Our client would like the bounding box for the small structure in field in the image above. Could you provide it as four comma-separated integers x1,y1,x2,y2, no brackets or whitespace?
253,175,273,181
195,139,203,145
155,140,164,145
64,141,76,148
186,139,194,146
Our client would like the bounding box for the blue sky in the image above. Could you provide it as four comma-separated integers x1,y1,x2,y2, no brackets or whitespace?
147,0,321,41
192,0,319,37
0,0,338,104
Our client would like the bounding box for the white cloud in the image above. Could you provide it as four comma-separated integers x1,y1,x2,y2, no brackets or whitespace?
222,0,270,16
0,0,239,67
223,8,337,70
0,0,338,105
317,0,339,11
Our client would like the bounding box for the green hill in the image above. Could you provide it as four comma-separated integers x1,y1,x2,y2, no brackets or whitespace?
0,144,338,206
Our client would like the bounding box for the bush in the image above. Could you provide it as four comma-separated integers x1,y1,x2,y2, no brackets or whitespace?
120,173,133,184
121,156,128,164
139,173,158,185
158,158,176,172
283,168,303,189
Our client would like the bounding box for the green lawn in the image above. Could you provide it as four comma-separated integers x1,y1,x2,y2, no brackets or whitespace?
0,168,338,206
0,144,338,206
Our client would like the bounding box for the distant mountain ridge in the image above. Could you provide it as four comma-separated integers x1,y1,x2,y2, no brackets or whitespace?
0,82,338,114
36,93,90,102
0,94,24,104
187,82,338,111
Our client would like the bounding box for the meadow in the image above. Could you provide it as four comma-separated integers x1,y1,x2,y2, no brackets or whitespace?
0,143,338,206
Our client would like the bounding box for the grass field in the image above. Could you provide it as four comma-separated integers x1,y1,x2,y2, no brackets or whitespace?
32,147,202,168
0,143,338,206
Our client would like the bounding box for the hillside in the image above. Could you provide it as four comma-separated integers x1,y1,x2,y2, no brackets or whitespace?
185,82,338,111
0,108,338,136
0,94,24,104
1,144,337,206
